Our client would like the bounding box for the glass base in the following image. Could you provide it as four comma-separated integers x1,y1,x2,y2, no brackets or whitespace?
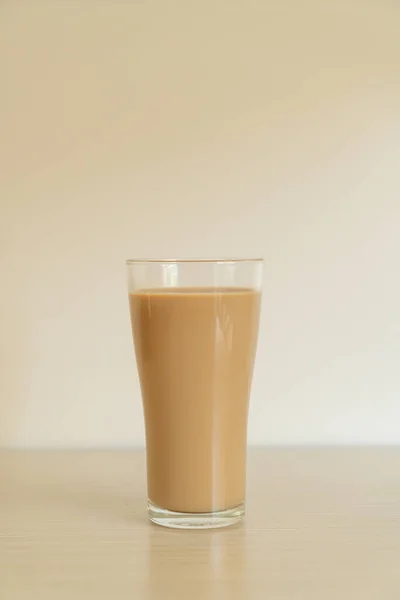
148,500,245,529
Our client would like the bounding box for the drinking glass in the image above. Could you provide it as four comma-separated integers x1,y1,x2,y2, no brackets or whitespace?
127,258,263,528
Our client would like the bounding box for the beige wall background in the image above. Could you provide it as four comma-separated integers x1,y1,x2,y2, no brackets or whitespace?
0,1,399,447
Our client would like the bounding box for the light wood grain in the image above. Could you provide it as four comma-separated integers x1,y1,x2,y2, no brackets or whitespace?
0,449,399,599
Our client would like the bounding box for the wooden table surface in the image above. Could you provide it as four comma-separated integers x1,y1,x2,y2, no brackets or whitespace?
0,448,399,599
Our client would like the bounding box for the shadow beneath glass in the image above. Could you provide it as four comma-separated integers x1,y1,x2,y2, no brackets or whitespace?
144,523,249,599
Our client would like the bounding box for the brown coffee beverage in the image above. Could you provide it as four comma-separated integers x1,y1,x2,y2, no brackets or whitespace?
129,287,261,514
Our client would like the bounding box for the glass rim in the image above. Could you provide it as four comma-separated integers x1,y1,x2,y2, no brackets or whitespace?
126,257,264,265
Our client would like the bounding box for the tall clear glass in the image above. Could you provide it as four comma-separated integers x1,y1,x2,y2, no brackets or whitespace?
126,258,263,529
